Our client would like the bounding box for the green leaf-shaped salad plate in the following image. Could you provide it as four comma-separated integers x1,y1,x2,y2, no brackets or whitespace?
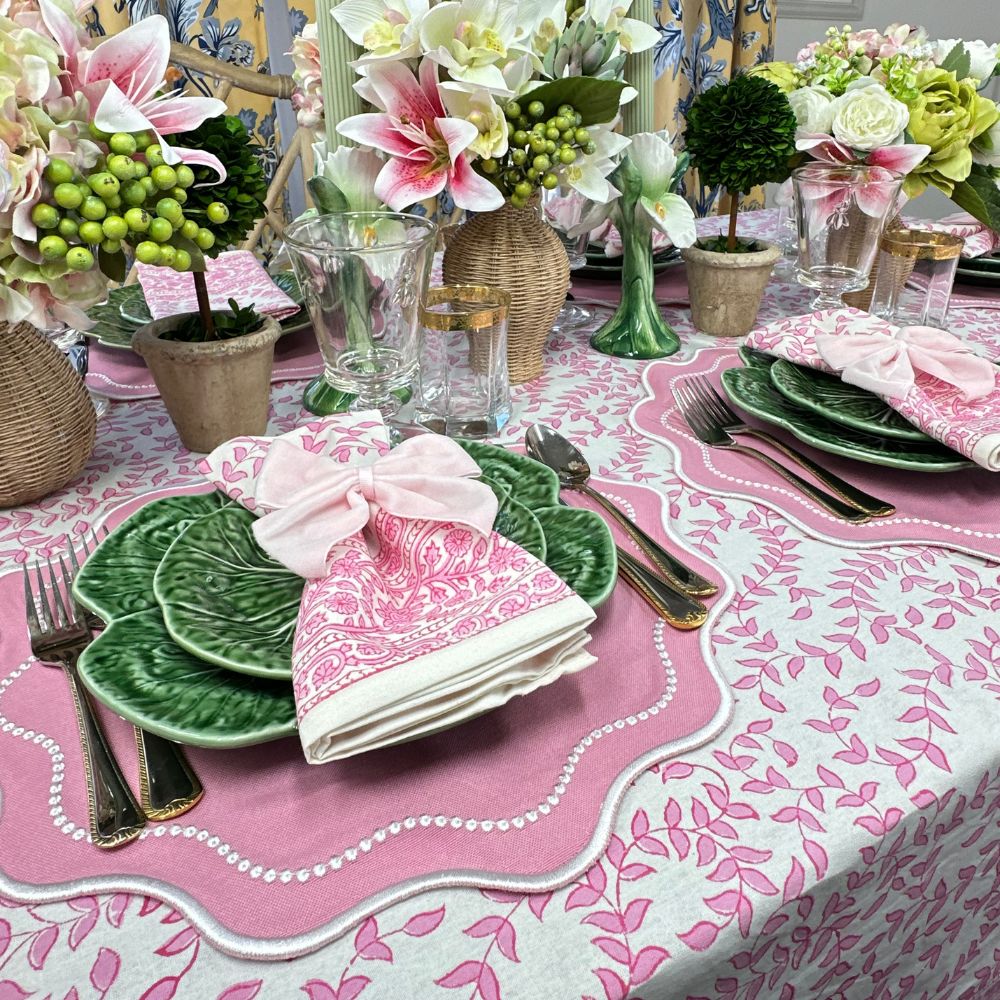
74,443,617,749
722,348,972,473
83,271,309,351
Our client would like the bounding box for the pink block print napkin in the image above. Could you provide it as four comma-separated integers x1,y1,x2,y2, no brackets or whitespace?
919,213,1000,259
137,250,300,321
745,308,1000,471
201,415,597,762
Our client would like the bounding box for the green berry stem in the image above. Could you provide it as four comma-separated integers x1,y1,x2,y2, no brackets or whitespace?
193,268,216,341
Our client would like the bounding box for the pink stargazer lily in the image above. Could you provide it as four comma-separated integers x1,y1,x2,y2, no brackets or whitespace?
338,60,503,212
39,4,227,177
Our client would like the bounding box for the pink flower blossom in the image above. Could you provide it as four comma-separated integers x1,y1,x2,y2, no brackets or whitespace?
337,59,502,212
289,24,323,127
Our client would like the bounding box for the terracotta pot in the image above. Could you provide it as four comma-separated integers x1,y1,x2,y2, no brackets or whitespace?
0,323,96,508
442,201,569,384
134,316,282,453
682,241,780,338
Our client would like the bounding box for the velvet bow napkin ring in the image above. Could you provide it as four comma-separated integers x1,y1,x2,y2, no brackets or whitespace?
815,325,996,403
250,434,499,579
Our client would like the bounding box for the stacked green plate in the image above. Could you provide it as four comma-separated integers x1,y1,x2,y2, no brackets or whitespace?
83,271,309,351
955,252,1000,288
73,443,617,749
721,347,973,472
576,244,682,281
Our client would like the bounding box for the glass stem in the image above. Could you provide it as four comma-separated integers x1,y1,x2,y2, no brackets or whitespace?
811,292,845,311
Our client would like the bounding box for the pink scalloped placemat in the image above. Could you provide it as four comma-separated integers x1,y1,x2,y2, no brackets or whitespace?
631,348,1000,561
85,327,324,401
0,475,732,959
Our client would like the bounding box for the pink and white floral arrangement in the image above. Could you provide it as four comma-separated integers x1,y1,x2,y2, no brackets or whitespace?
752,25,1000,229
294,0,662,216
0,0,227,331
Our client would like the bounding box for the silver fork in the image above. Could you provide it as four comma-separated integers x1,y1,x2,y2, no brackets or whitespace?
674,383,873,523
67,531,204,821
23,555,146,848
685,376,896,518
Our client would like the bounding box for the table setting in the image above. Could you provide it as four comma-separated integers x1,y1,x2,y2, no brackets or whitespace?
3,7,1000,999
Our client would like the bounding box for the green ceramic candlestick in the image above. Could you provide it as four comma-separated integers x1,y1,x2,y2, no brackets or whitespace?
589,155,679,359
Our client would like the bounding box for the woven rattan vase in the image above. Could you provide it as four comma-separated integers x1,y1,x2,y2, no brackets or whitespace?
442,201,570,384
0,323,96,508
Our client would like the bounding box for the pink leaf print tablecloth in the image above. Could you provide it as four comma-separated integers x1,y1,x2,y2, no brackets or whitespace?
2,210,1000,1000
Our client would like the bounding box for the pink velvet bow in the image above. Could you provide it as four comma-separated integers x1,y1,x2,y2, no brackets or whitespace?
816,325,996,402
251,435,499,578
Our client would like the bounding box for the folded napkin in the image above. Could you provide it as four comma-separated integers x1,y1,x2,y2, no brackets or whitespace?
919,212,1000,259
745,308,1000,471
200,415,597,762
137,250,301,321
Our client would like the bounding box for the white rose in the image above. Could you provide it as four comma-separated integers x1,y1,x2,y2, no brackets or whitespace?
931,38,999,84
829,82,909,151
788,85,835,135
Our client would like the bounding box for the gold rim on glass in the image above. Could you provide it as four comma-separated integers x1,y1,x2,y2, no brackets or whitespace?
420,285,511,331
878,228,965,261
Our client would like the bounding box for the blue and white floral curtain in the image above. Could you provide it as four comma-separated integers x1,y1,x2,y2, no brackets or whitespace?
653,0,777,215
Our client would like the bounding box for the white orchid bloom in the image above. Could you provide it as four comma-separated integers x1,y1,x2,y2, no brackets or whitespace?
558,126,630,203
440,84,509,158
627,131,697,248
332,0,429,63
514,0,567,57
312,141,386,211
581,0,659,54
419,0,524,94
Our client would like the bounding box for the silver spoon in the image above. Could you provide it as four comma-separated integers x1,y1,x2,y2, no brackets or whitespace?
526,424,718,598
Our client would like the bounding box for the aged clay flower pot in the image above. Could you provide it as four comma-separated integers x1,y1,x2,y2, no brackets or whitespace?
134,316,282,453
682,241,780,338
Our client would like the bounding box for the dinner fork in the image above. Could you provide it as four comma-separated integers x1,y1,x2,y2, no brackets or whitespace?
683,376,896,518
673,384,873,523
67,531,204,821
23,555,146,849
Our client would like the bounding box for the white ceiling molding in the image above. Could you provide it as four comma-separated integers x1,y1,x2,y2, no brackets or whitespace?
782,0,866,18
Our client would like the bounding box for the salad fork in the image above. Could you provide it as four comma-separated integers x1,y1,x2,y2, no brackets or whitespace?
23,555,145,848
683,376,896,518
67,531,204,821
673,383,873,523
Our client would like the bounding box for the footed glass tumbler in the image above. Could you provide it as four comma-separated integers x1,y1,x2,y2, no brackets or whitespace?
284,212,437,420
792,163,903,310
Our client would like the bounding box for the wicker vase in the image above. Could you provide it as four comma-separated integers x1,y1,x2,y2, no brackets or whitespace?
442,201,570,385
0,323,96,508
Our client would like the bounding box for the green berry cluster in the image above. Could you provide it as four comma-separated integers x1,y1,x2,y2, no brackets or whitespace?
479,101,597,208
30,127,231,275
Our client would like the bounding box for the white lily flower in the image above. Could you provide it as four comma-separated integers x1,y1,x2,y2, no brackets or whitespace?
440,84,509,158
558,126,630,203
332,0,429,63
514,0,567,56
419,0,525,94
312,141,386,211
582,0,659,54
628,131,697,248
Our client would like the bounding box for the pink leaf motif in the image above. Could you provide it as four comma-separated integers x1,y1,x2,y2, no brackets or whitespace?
140,977,181,1000
28,925,58,970
354,917,378,953
678,921,720,952
783,857,805,903
465,916,504,939
90,947,121,993
435,962,483,988
0,983,31,1000
619,863,654,881
631,945,670,983
583,911,625,933
359,941,393,962
592,936,631,966
705,890,740,915
69,908,99,951
803,839,828,879
478,963,501,1000
299,981,337,1000
495,922,519,963
660,762,694,781
106,894,129,929
528,894,550,922
403,907,445,936
631,809,650,839
593,968,627,1000
0,920,8,957
606,834,626,870
216,982,263,1000
637,835,669,856
155,927,198,957
565,884,601,910
623,898,651,934
338,977,371,1000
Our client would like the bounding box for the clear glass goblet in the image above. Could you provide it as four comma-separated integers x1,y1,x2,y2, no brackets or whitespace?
792,163,904,310
284,212,437,423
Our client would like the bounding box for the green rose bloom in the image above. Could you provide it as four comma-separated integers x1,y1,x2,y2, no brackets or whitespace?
905,67,1000,197
748,61,802,94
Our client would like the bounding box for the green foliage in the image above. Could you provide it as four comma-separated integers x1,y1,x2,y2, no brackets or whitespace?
524,77,627,126
161,298,264,342
168,116,268,254
951,164,1000,231
698,234,763,254
685,74,798,198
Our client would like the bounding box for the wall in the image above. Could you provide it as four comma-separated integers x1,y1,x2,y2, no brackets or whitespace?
774,0,1000,217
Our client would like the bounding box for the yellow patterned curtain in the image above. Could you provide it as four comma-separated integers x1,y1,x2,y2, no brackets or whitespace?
652,0,776,215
